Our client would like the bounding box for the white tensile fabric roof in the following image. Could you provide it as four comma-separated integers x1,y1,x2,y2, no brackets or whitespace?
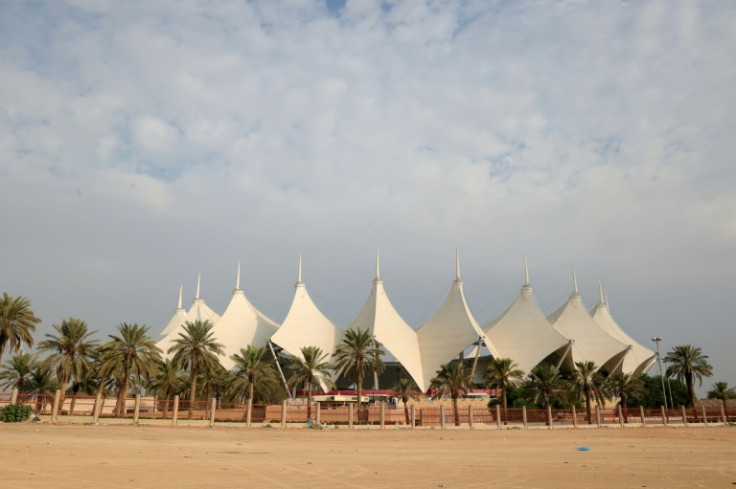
211,264,280,370
158,286,187,338
416,252,499,392
548,271,629,373
157,274,221,358
349,252,425,391
269,256,343,363
483,262,571,376
590,284,655,376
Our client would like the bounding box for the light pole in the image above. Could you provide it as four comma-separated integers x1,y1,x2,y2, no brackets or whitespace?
652,337,668,410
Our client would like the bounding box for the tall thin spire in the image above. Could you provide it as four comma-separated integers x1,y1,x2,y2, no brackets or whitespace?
195,273,201,300
235,262,241,291
296,253,303,285
524,257,530,286
572,267,578,295
375,249,381,281
455,249,461,282
177,285,183,310
598,279,605,305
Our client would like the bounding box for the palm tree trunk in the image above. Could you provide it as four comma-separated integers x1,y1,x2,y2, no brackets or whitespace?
452,396,460,426
686,373,698,421
403,399,410,425
116,376,130,418
307,384,312,420
356,370,363,408
162,386,171,419
188,367,198,419
585,390,592,424
502,387,508,425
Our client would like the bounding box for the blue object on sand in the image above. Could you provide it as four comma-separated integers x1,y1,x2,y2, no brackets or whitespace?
578,447,591,451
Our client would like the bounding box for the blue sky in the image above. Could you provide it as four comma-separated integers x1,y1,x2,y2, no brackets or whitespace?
1,0,734,393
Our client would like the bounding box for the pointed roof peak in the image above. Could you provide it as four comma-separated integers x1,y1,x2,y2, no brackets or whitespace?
296,253,304,286
195,273,202,300
523,257,530,287
235,262,242,291
454,249,461,283
177,285,183,310
598,279,606,306
572,267,579,296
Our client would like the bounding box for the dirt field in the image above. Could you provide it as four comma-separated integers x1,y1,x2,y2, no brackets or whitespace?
1,423,734,489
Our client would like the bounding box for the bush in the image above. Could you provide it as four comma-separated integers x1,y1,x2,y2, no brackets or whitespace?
1,404,33,423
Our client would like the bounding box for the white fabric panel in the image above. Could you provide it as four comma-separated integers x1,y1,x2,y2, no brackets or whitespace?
416,280,497,392
158,307,187,338
211,289,280,370
590,303,655,376
484,285,570,375
548,293,628,372
350,279,425,391
156,298,221,358
269,283,343,362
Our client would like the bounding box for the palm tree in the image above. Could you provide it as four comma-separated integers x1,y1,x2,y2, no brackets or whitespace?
168,320,224,419
99,323,162,417
333,328,385,408
430,362,472,426
28,364,60,412
228,346,279,404
572,361,606,424
0,353,37,393
287,345,333,421
525,363,565,409
148,358,187,418
394,377,420,425
484,357,524,424
198,363,230,403
0,292,41,364
664,345,713,417
607,372,645,423
707,381,735,418
38,318,98,414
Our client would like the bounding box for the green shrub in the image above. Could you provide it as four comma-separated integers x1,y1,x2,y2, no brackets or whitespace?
1,404,33,423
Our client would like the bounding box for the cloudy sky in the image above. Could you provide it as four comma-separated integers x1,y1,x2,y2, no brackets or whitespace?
1,0,734,392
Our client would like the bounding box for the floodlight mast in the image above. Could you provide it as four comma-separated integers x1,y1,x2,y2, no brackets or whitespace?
652,337,668,409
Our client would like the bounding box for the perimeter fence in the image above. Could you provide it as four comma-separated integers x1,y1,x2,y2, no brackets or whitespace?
2,390,734,429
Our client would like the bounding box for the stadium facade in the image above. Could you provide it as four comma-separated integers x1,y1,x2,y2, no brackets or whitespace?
155,253,655,392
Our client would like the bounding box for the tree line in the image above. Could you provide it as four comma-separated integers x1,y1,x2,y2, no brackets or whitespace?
1,292,733,425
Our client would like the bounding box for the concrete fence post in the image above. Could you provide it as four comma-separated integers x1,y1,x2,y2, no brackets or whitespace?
617,405,624,427
51,389,61,423
495,405,501,430
595,405,601,427
93,392,102,423
522,406,527,429
571,406,578,429
133,394,141,425
660,405,667,426
440,405,446,429
281,400,287,428
701,405,708,426
681,406,688,426
246,399,252,428
315,402,320,426
172,395,179,426
546,406,553,428
640,406,646,427
410,405,416,429
468,405,474,430
209,398,216,427
10,388,18,405
380,402,385,429
348,403,354,429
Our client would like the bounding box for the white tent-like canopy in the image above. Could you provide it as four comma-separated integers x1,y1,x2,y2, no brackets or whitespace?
548,270,629,373
590,283,655,376
349,251,425,391
416,252,499,392
156,274,221,358
269,255,343,363
484,260,571,376
210,263,280,370
158,285,187,339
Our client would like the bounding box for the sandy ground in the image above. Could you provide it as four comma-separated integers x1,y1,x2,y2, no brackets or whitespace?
1,423,735,489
